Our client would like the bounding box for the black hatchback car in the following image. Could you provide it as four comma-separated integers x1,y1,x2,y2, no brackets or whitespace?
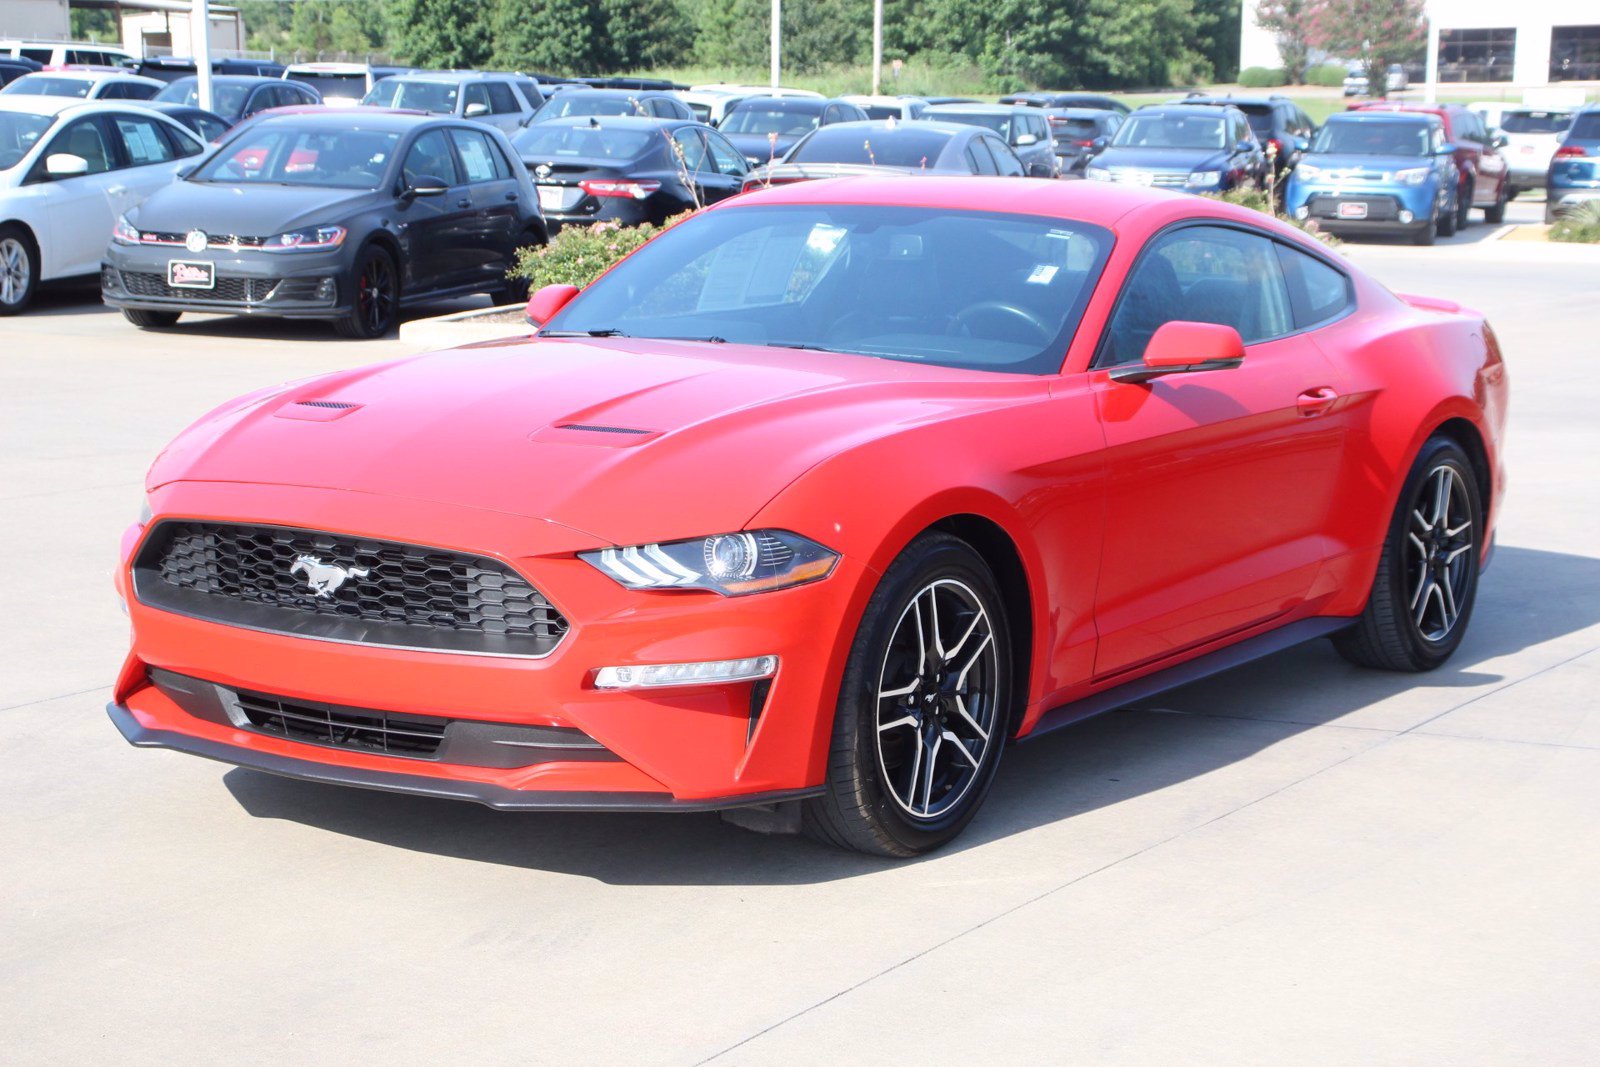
1044,107,1124,176
153,75,322,128
513,116,749,231
102,111,545,338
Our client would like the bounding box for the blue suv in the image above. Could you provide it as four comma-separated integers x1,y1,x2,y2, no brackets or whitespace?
1084,104,1265,193
1285,112,1458,245
1547,106,1600,224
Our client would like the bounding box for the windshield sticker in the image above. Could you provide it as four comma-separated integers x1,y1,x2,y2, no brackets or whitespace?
1026,264,1059,285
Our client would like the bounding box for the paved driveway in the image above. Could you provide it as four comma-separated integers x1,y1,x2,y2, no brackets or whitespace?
2,219,1597,1063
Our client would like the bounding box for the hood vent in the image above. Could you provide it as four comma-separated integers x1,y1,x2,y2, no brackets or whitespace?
557,423,651,435
296,400,359,410
274,398,363,422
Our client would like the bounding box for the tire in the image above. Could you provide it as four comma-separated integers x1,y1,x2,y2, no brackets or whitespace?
1484,179,1508,224
1455,177,1473,229
1506,186,1520,201
803,532,1012,857
334,245,399,339
122,308,181,329
1413,216,1437,245
497,229,542,306
1436,196,1458,238
1334,436,1483,672
0,224,39,316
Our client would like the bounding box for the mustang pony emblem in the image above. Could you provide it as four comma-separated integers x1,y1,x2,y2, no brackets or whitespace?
289,554,368,598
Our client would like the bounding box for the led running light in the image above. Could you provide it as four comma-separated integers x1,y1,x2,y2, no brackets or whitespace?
593,656,779,690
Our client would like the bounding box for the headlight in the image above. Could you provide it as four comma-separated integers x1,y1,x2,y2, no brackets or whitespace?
1186,170,1222,187
581,530,838,596
112,214,140,245
261,225,347,252
1295,163,1322,179
1085,166,1111,181
1395,167,1432,186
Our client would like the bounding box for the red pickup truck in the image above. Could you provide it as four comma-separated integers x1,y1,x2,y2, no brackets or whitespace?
1351,102,1511,226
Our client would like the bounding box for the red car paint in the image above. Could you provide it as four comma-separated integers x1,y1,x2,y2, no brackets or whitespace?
111,177,1508,811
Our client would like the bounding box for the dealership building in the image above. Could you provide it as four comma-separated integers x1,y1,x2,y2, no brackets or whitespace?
1241,0,1600,87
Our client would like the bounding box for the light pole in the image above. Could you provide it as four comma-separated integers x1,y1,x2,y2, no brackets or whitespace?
770,0,781,88
871,0,884,95
1423,1,1440,104
191,0,213,112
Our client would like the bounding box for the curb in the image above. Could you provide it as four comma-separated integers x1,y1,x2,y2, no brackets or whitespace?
399,304,530,350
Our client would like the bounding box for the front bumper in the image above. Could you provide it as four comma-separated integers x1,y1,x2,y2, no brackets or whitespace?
1287,180,1440,233
101,243,349,319
114,480,869,807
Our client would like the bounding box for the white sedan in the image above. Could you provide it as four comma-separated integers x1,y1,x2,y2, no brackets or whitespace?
1,69,164,101
0,96,204,314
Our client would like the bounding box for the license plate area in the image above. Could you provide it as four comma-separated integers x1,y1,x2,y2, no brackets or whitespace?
537,184,583,212
167,260,215,289
1337,201,1369,219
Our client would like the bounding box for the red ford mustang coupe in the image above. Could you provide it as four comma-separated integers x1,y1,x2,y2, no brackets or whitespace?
110,177,1508,856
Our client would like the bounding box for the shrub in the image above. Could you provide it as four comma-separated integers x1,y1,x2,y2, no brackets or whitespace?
509,215,690,289
1550,200,1600,243
1205,186,1341,247
1238,66,1289,88
1306,62,1347,87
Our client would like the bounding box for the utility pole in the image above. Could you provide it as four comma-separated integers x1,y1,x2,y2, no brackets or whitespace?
770,0,781,87
191,0,213,112
1423,1,1440,103
872,0,884,95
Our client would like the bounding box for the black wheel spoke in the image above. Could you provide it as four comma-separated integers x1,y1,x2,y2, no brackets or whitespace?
1404,464,1473,643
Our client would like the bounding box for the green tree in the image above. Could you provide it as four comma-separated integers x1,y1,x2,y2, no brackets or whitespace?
1073,0,1197,89
601,0,694,70
491,0,604,73
1308,0,1425,97
1192,0,1241,82
1254,0,1315,83
392,0,491,68
694,0,768,70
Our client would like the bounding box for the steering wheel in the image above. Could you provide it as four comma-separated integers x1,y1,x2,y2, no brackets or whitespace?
950,301,1054,346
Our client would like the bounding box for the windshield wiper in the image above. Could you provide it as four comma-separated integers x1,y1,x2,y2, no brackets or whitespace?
539,328,631,338
766,340,838,353
659,335,728,344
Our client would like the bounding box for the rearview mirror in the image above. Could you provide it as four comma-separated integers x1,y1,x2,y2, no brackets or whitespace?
1110,321,1245,384
464,102,490,118
401,175,449,200
526,283,580,328
45,152,89,178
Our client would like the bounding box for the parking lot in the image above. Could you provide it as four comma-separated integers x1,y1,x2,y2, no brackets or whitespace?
3,200,1598,1063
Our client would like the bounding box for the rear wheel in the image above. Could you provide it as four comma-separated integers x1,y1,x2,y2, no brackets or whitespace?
1484,178,1508,224
1455,177,1474,228
1436,196,1458,237
0,225,38,316
334,245,398,339
1334,436,1482,671
122,308,181,329
803,533,1011,857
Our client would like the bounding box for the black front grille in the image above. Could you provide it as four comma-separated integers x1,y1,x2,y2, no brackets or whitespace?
1308,194,1402,221
120,271,276,303
237,690,447,757
134,521,569,657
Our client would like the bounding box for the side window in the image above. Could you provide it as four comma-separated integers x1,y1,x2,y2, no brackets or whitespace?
988,136,1025,176
1275,244,1354,330
1100,225,1294,366
36,117,114,178
965,137,998,175
463,83,491,115
401,129,461,185
671,128,709,173
98,82,128,100
159,120,205,157
515,80,542,108
705,131,749,176
449,127,511,181
823,105,843,125
486,81,519,114
112,114,178,167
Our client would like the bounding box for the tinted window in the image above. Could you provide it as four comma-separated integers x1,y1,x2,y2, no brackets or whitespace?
705,131,748,175
462,83,490,114
515,80,542,107
188,114,229,143
671,128,708,171
112,115,177,165
1500,110,1572,134
1275,244,1352,329
513,123,655,160
536,94,642,120
988,137,1025,176
287,72,368,99
1569,113,1600,140
45,117,113,174
1113,113,1226,149
402,129,461,185
451,127,509,181
9,76,93,98
486,81,519,114
549,204,1113,375
1102,225,1294,365
791,126,952,167
194,125,400,188
721,104,822,136
965,138,997,175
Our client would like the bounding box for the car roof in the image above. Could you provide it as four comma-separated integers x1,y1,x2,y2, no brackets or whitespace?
840,94,925,106
1327,110,1437,124
245,108,457,132
730,96,829,111
556,87,671,99
381,70,511,84
811,119,965,137
1132,104,1236,118
18,68,149,83
924,103,1032,115
1176,95,1284,108
530,115,696,131
1047,108,1118,119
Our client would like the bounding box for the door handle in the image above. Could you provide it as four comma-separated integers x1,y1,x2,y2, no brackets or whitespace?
505,192,518,201
1297,386,1339,416
107,184,127,196
456,198,473,209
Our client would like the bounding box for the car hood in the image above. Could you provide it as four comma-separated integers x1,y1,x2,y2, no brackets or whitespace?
723,131,806,162
148,337,1016,546
1096,147,1228,171
127,181,379,236
1298,153,1436,178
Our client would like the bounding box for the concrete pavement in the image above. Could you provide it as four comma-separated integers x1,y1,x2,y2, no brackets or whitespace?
1,212,1597,1065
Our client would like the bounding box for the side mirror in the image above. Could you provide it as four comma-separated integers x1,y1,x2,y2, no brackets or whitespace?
1437,142,1457,156
1295,136,1311,153
401,174,449,200
1014,133,1038,146
45,152,89,178
526,283,580,327
1237,140,1256,153
464,102,490,118
1090,136,1108,153
1491,133,1508,149
1110,322,1245,384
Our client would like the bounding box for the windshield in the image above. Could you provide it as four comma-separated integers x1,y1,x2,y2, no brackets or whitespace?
362,78,458,113
1112,114,1226,149
720,105,820,136
5,76,91,98
536,95,641,120
286,72,366,99
1312,120,1430,156
789,127,950,167
155,79,250,115
193,125,400,188
512,123,655,160
929,111,1012,140
546,205,1113,375
1501,110,1572,135
0,111,53,170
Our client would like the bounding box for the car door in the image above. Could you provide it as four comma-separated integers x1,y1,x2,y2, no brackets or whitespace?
483,81,525,133
1460,109,1508,204
448,125,522,285
31,114,126,278
107,110,199,204
1088,223,1350,676
702,129,751,201
394,128,473,293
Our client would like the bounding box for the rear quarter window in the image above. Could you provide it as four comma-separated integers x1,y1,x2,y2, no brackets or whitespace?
1274,243,1353,330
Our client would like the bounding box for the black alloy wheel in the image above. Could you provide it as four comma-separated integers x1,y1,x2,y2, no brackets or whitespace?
336,246,398,339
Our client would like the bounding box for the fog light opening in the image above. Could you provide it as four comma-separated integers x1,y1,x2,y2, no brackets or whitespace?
1294,205,1310,220
1398,210,1414,224
594,655,779,690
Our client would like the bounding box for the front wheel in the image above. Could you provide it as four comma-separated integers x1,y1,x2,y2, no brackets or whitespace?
122,308,181,329
1436,194,1458,237
803,533,1012,857
334,245,399,339
1334,436,1483,671
0,225,38,316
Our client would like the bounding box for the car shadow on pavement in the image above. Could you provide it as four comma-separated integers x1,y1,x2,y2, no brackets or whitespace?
221,545,1600,884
